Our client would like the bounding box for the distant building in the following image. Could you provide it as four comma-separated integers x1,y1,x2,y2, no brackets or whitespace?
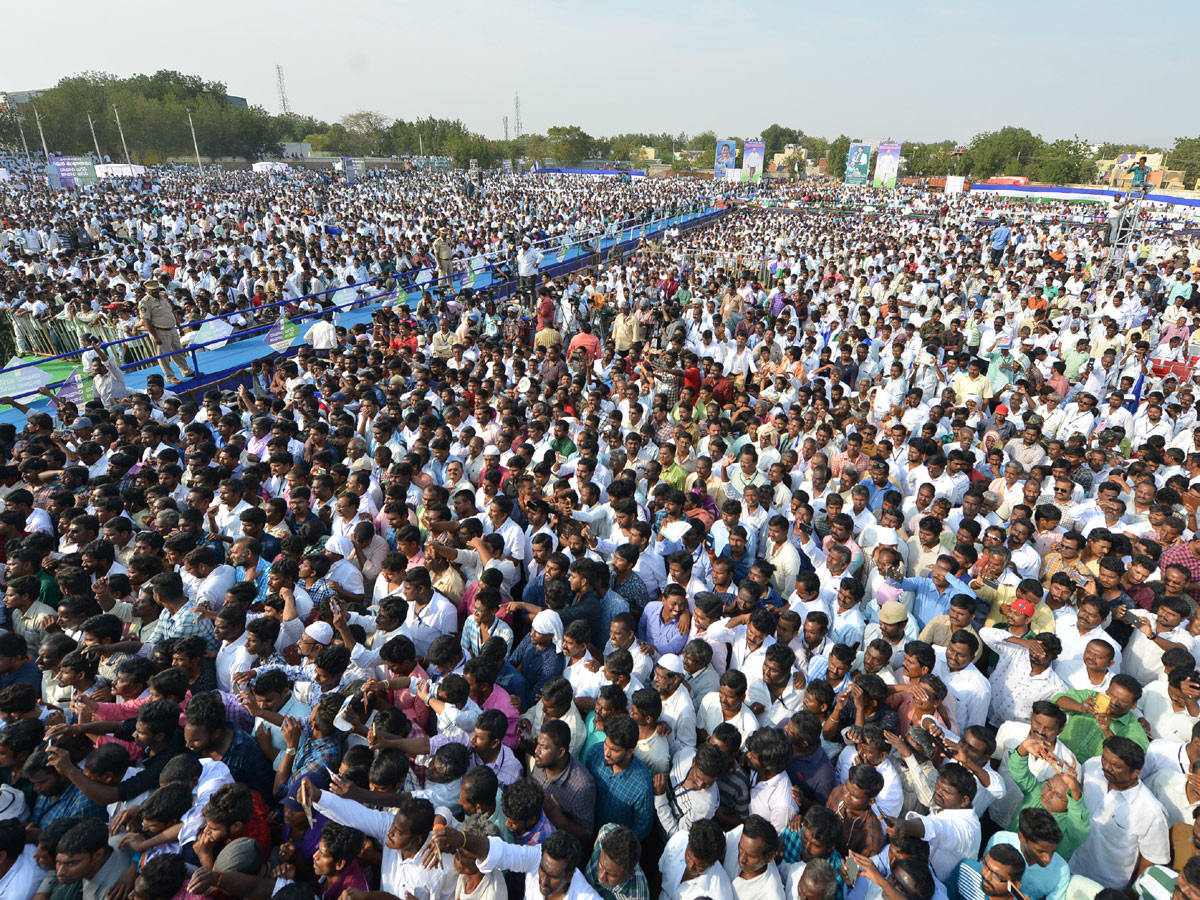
770,145,806,173
1096,151,1164,187
637,146,658,161
226,95,248,108
0,89,48,110
280,141,312,159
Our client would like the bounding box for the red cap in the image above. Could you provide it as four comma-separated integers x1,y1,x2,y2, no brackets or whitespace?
996,405,1010,415
1010,598,1035,617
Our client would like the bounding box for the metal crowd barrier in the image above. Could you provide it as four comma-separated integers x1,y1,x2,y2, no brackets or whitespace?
0,202,733,406
6,314,158,363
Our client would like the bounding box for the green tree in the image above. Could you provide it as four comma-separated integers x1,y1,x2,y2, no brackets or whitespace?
760,124,802,158
0,108,20,151
827,135,851,180
1168,136,1200,187
1094,142,1158,160
338,110,389,156
273,114,328,144
962,126,1044,178
24,70,280,162
1033,137,1095,184
545,125,594,166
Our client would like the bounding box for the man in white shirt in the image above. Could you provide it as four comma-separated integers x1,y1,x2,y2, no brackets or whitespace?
1069,736,1170,889
887,763,982,882
1122,598,1195,684
724,818,787,900
307,783,457,900
304,313,339,355
186,548,236,612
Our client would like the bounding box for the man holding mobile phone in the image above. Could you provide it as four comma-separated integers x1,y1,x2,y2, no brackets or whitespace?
946,844,1027,900
886,763,981,882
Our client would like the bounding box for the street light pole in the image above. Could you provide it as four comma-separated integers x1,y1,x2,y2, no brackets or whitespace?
112,103,131,165
86,110,102,161
186,108,203,175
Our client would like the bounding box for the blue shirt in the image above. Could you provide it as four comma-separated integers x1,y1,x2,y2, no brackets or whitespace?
510,634,565,708
720,547,753,584
0,660,43,693
990,226,1012,250
637,602,689,656
986,832,1070,900
585,743,655,839
899,575,975,631
786,745,836,804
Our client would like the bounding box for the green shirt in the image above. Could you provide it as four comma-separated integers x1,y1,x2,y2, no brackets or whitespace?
550,436,577,458
1053,688,1148,762
1008,749,1091,859
36,570,61,609
660,462,687,492
1063,348,1090,380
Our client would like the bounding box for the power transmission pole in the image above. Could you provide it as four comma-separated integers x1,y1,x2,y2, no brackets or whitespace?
86,110,102,160
187,108,203,175
32,106,49,160
503,115,509,142
16,114,32,174
513,93,522,139
112,104,131,165
276,64,291,116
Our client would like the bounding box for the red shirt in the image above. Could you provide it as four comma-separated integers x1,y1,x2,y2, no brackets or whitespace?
537,295,555,330
567,332,601,364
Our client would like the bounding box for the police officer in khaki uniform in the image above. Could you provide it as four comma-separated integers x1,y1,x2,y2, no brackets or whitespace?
137,279,193,384
432,227,454,284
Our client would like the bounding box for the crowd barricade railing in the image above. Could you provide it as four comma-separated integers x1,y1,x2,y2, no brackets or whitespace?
0,197,733,367
0,203,731,405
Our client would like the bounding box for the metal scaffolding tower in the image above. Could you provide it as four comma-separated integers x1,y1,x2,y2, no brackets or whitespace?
276,65,291,116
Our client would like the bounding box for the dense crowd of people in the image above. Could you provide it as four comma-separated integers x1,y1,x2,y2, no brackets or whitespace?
0,164,1197,900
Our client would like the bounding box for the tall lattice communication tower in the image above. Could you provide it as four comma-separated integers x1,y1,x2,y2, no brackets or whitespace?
503,115,509,142
276,65,291,116
513,93,523,138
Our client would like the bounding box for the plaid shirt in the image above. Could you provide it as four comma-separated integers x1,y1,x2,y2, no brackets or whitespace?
587,823,651,900
781,824,844,870
147,599,219,651
32,783,105,827
237,565,271,604
460,616,514,658
305,577,333,613
1042,551,1089,585
288,730,343,795
531,755,596,836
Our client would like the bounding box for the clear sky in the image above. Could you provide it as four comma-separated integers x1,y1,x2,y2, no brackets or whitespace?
6,0,1196,147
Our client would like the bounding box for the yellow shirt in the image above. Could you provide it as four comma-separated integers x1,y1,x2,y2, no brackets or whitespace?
953,372,993,406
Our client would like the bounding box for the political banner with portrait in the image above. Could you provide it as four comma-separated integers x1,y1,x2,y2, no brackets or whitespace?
845,143,871,185
741,141,766,183
714,140,737,177
873,142,903,189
